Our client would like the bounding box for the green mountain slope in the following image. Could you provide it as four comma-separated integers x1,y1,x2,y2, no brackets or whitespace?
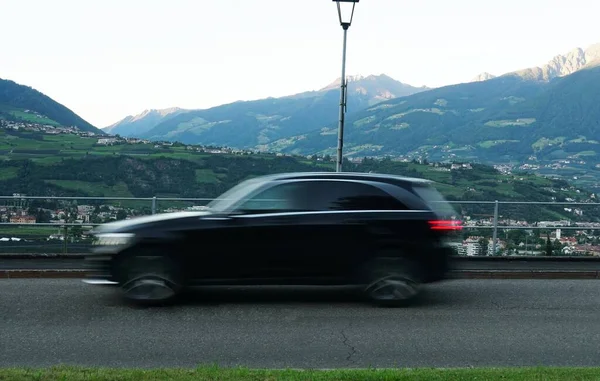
0,128,597,222
139,75,427,148
0,78,100,133
271,66,600,165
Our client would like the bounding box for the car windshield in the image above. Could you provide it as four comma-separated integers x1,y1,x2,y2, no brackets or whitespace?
206,178,265,213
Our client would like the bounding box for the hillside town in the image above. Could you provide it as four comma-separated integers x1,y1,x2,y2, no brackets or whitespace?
451,233,600,257
2,121,599,180
0,119,98,137
0,119,283,156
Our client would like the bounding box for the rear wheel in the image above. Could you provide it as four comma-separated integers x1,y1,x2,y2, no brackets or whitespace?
363,257,422,307
114,248,184,306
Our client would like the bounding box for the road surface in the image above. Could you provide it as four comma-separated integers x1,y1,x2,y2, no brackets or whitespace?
2,279,600,368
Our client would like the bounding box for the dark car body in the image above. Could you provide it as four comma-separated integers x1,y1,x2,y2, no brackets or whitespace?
85,172,460,304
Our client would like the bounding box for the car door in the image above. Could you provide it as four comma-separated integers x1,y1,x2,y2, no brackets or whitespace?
206,179,409,284
227,181,315,282
290,180,411,282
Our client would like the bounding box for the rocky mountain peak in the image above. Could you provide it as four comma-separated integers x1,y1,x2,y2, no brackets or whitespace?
471,72,497,82
509,42,600,81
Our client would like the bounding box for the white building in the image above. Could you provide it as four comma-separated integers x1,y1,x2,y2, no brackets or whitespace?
465,237,483,256
97,138,118,145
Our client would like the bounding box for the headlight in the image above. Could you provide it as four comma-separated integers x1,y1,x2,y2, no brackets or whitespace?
93,233,135,246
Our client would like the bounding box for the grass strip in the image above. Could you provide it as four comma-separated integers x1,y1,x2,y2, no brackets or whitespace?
2,366,600,381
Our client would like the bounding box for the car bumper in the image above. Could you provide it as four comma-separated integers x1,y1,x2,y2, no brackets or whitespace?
423,245,454,283
82,279,118,285
84,251,118,285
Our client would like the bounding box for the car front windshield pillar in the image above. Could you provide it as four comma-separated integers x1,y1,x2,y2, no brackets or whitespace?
206,180,265,213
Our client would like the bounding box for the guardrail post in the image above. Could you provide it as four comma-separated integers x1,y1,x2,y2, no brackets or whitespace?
492,200,499,256
151,196,157,215
63,225,68,254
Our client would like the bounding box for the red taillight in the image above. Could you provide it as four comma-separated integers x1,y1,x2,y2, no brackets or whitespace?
429,220,463,231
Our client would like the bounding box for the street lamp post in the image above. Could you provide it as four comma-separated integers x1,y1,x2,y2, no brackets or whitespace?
333,0,359,172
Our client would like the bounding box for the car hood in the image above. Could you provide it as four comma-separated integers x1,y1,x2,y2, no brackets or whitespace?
92,211,213,234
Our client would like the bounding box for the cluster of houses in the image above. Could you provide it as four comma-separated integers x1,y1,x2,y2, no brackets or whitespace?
451,229,600,257
0,120,98,137
536,229,600,256
0,203,126,225
496,159,590,174
449,237,505,256
95,135,286,156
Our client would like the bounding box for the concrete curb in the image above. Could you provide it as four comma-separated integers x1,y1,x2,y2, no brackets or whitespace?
1,270,87,279
451,270,600,279
0,254,86,259
2,269,600,280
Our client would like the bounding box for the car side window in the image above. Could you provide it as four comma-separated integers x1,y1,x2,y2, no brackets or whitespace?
235,183,307,214
304,181,408,211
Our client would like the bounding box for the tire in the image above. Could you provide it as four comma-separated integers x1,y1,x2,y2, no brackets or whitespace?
114,248,184,306
363,257,423,307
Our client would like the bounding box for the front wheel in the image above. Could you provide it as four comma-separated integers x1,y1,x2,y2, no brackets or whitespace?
115,249,184,306
363,258,422,307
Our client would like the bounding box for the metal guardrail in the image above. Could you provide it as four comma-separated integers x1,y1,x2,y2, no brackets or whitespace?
444,200,600,254
0,195,215,215
0,196,598,256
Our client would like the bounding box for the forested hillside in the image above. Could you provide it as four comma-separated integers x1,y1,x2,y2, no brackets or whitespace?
0,79,100,133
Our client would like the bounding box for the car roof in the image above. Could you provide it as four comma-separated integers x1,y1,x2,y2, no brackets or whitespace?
253,172,433,185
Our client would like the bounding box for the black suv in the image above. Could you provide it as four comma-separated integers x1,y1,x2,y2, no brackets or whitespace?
85,172,461,306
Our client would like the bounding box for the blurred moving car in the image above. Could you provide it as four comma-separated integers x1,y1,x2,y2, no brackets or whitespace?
84,172,461,306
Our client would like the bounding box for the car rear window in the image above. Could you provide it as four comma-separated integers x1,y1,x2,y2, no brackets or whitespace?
304,180,409,211
411,184,457,217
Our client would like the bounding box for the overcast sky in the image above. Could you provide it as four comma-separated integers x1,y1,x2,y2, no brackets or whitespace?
1,0,599,127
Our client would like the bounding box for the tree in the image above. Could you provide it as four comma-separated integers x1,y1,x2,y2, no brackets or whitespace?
505,242,517,256
507,229,527,244
116,209,127,221
35,209,51,223
450,171,458,185
545,233,553,256
552,239,563,256
69,226,83,240
478,238,489,256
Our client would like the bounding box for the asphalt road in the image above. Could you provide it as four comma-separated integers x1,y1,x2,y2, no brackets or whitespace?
2,279,600,368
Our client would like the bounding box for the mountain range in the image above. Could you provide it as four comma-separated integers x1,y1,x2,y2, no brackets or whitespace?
0,78,100,133
269,43,600,162
104,74,428,147
104,107,187,137
103,43,600,168
2,41,599,183
512,43,600,81
470,43,600,83
275,64,600,161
